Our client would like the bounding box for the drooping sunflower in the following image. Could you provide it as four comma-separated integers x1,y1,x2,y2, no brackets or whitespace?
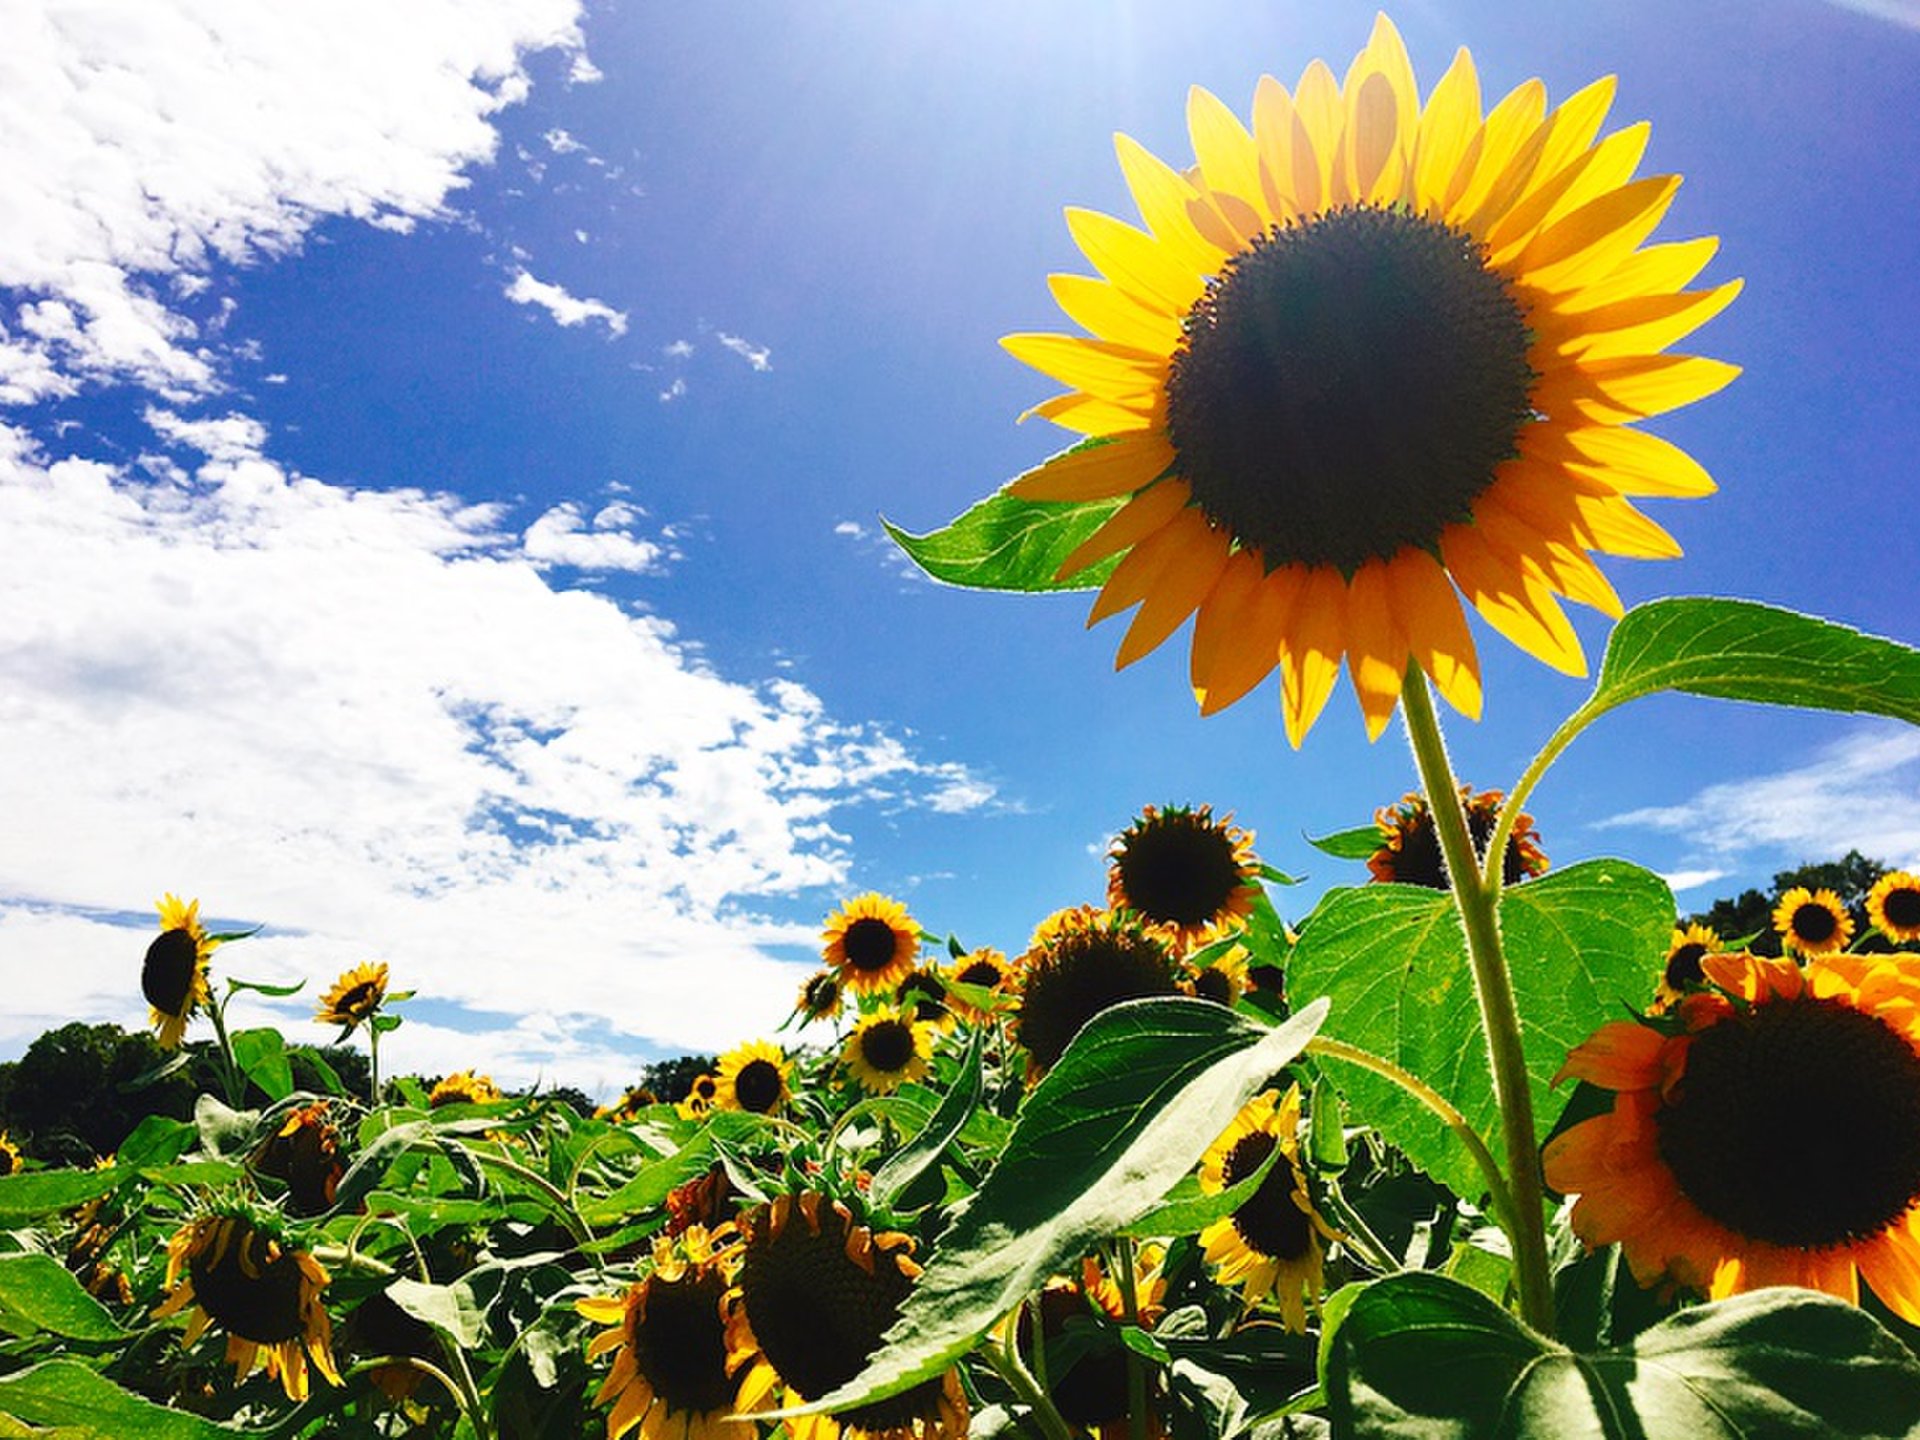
795,970,846,1025
727,1192,969,1440
944,948,1012,1025
1651,921,1724,1011
822,895,922,996
151,1210,341,1402
717,1040,792,1115
0,1131,19,1176
1015,1249,1169,1440
1197,1087,1336,1331
1544,951,1920,1317
579,1224,747,1440
252,1103,346,1217
315,960,389,1034
1868,872,1920,945
1772,886,1853,957
143,893,216,1050
429,1071,502,1108
842,1008,936,1096
667,1164,742,1238
1366,786,1547,888
1000,16,1737,745
1014,909,1181,1076
1107,804,1261,949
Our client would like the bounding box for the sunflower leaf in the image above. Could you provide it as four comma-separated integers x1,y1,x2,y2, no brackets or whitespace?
882,481,1124,593
229,1027,294,1102
788,995,1327,1416
1327,1272,1920,1438
0,1256,129,1342
0,1359,253,1437
868,1027,985,1214
1304,826,1384,861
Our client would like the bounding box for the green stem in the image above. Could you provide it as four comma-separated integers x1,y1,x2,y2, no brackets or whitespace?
367,1025,382,1106
1399,670,1556,1336
1316,1175,1399,1275
1115,1239,1149,1440
988,1321,1074,1440
1480,701,1602,900
469,1148,602,1271
205,991,245,1109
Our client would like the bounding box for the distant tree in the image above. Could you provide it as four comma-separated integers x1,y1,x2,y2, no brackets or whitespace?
1688,850,1890,956
638,1054,717,1105
0,1022,199,1162
288,1044,372,1105
534,1085,595,1118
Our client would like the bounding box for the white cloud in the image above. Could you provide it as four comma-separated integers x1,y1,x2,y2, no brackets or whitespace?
834,520,868,539
659,377,687,403
521,501,667,573
543,127,585,154
1824,0,1920,29
0,0,588,401
0,418,989,1084
503,270,628,336
663,339,694,359
1660,868,1728,895
1597,726,1920,872
717,332,772,371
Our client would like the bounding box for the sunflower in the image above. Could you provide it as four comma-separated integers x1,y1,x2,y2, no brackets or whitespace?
429,1071,502,1108
1014,909,1180,1076
1868,872,1920,945
944,949,1012,1024
143,893,216,1050
895,965,956,1030
1366,786,1547,888
727,1192,968,1440
717,1040,792,1115
1544,951,1920,1317
579,1224,747,1440
1107,805,1261,949
680,1073,723,1120
1182,932,1251,1007
842,1008,936,1096
315,960,389,1034
599,1085,661,1123
1772,886,1853,957
823,894,922,996
1000,16,1737,745
1014,1249,1169,1440
0,1131,19,1176
252,1103,345,1217
151,1210,341,1402
795,970,846,1024
1650,921,1725,1012
1197,1087,1336,1331
667,1164,742,1238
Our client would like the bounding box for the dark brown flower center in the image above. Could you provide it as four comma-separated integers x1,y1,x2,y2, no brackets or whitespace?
858,1020,916,1075
629,1268,735,1415
1167,205,1534,573
734,1059,785,1114
842,918,901,973
332,981,380,1019
1885,886,1920,931
1664,942,1710,993
189,1222,306,1344
1016,927,1179,1074
899,970,950,1023
142,928,199,1015
1191,967,1235,1005
1372,796,1534,889
956,960,1002,989
1656,996,1920,1248
1114,812,1243,928
803,974,841,1012
1790,902,1840,945
1221,1131,1313,1260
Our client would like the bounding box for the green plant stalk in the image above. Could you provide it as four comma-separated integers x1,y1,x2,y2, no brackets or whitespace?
1115,1237,1149,1440
988,1319,1075,1440
1315,1174,1399,1275
469,1147,602,1270
367,1024,382,1106
1399,671,1555,1336
204,988,245,1109
1480,699,1604,901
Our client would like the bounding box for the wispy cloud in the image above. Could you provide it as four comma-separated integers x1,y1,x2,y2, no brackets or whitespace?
503,270,628,336
717,332,772,371
1824,0,1920,30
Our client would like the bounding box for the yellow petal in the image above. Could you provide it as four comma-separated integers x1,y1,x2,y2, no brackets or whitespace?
1001,332,1161,402
1115,510,1232,667
1550,236,1720,310
1066,206,1208,315
1412,48,1482,215
1046,273,1184,352
1253,75,1304,220
1558,424,1718,498
1292,59,1343,211
1007,432,1175,502
1474,491,1626,617
1442,524,1587,676
1187,85,1267,232
1280,565,1347,748
1534,280,1743,361
1572,492,1682,559
1536,352,1741,423
1387,548,1482,721
1114,132,1231,276
1189,547,1262,692
1519,174,1681,292
1024,388,1159,437
1057,479,1190,580
1494,122,1651,264
1444,78,1547,226
1342,560,1410,740
1342,14,1418,205
1089,499,1203,624
1197,560,1304,716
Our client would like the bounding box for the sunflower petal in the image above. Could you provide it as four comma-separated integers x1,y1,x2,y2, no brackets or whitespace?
1444,78,1546,226
1188,548,1262,693
1007,432,1174,502
1056,478,1190,579
1280,565,1347,748
1114,132,1231,274
1412,47,1482,215
1291,59,1343,211
1521,174,1682,292
1187,85,1267,233
1023,388,1159,437
1088,499,1206,624
1342,14,1418,205
1252,75,1303,220
1554,1019,1669,1089
1540,352,1741,424
1387,548,1482,720
1066,206,1208,314
1556,236,1721,309
1046,273,1184,352
1001,332,1162,401
1342,560,1410,740
1551,425,1719,498
1115,511,1231,667
1533,280,1743,361
1196,560,1303,716
1571,492,1682,559
1442,523,1587,676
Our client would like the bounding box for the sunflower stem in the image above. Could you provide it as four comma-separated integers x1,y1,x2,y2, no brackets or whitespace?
989,1314,1075,1440
1399,670,1556,1337
1481,700,1603,901
1316,1174,1400,1275
1115,1237,1150,1440
204,988,245,1110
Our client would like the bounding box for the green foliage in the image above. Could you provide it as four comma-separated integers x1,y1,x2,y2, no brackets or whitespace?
1690,849,1891,956
0,1256,129,1341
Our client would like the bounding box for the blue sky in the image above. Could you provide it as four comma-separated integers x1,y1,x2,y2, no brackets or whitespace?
2,0,1916,1094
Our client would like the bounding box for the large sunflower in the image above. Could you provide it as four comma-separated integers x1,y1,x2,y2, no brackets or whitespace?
1544,951,1920,1317
151,1211,341,1402
727,1192,968,1440
1014,908,1181,1076
578,1224,747,1440
1001,16,1737,744
1107,804,1261,950
842,1008,936,1096
143,893,216,1050
822,895,922,996
717,1040,792,1115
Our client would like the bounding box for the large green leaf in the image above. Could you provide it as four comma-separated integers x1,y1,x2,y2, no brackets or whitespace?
579,1110,765,1226
868,1028,985,1213
0,1360,253,1437
1287,861,1671,1199
0,1169,121,1222
0,1255,128,1341
1328,1271,1920,1438
231,1028,294,1102
801,996,1328,1414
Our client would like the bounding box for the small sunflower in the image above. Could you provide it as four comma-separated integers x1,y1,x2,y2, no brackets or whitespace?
599,1085,661,1123
579,1224,747,1440
1867,872,1920,945
0,1131,19,1176
944,949,1012,1025
151,1210,341,1402
252,1103,345,1217
680,1073,723,1121
1366,786,1547,889
717,1040,792,1115
1014,909,1180,1076
895,966,956,1030
143,893,216,1050
1772,886,1853,957
795,970,846,1025
315,960,389,1034
1001,16,1737,745
1182,932,1251,1007
1197,1087,1335,1331
727,1192,968,1440
1650,921,1725,1012
842,1008,936,1096
823,895,922,995
1016,1249,1169,1440
1544,951,1920,1317
429,1071,502,1108
1107,805,1261,950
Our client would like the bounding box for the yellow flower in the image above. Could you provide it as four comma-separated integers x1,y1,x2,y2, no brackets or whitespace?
1002,16,1737,745
1106,804,1260,951
314,960,389,1033
151,1211,340,1402
794,969,846,1024
1652,921,1724,1011
429,1070,502,1108
1366,786,1546,888
1009,1249,1169,1440
717,1040,792,1115
1546,952,1920,1319
143,893,216,1050
1867,871,1920,944
842,1008,935,1096
0,1131,19,1177
680,1073,722,1121
944,949,1012,1025
1014,909,1179,1077
1772,885,1853,957
1197,1087,1335,1331
822,894,921,995
252,1103,345,1217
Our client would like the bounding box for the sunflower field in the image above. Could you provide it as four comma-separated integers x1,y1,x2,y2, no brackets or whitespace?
9,14,1920,1439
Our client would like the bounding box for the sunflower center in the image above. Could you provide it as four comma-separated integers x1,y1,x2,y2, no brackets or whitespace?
859,1020,916,1074
900,971,950,1022
630,1269,735,1415
1790,903,1839,945
804,975,841,1011
842,918,901,973
956,960,1002,989
1656,996,1920,1248
734,1059,785,1114
1222,1132,1313,1260
1664,942,1710,992
333,981,379,1018
142,928,200,1014
1886,887,1920,930
1016,929,1179,1073
189,1223,306,1345
1115,818,1242,927
1192,967,1235,1006
1167,205,1534,573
